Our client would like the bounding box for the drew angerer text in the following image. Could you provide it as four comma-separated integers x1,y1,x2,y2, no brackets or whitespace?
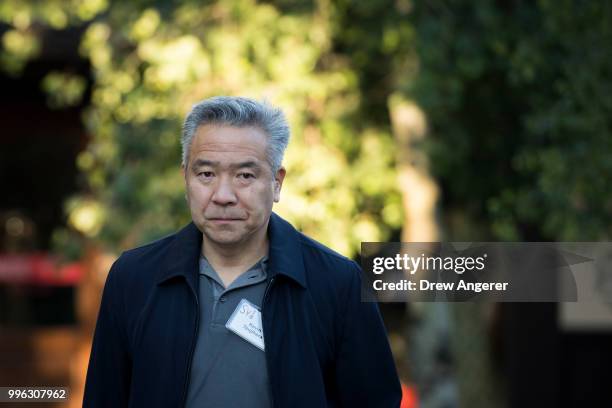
372,279,509,293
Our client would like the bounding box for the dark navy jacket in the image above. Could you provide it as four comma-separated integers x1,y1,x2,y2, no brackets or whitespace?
83,212,401,407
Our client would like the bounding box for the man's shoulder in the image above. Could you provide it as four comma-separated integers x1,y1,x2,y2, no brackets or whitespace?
295,231,360,284
297,232,353,264
110,231,178,285
121,232,176,261
118,232,176,265
290,230,363,320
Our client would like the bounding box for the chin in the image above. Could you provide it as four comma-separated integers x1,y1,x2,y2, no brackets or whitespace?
204,230,244,246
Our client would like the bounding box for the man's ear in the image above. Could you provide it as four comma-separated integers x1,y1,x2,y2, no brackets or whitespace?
273,167,286,203
182,163,192,184
181,165,189,203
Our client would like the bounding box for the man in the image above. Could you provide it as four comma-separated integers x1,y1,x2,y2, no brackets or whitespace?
83,96,401,407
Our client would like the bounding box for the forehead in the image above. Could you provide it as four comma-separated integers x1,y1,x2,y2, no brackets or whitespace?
189,125,269,163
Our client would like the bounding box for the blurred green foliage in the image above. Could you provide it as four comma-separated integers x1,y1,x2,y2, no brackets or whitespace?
410,0,612,241
1,0,610,257
1,0,404,256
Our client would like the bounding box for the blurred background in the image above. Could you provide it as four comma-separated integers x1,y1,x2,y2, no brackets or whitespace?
0,0,611,407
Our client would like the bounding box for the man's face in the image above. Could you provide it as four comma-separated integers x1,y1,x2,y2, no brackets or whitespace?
183,124,285,248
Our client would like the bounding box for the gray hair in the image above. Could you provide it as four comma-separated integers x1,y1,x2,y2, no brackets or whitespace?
181,96,290,173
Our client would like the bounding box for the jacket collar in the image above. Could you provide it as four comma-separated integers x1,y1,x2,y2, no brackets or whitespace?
156,212,307,289
267,212,307,287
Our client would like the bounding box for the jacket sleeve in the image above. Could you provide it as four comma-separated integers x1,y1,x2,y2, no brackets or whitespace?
334,261,402,407
83,257,132,407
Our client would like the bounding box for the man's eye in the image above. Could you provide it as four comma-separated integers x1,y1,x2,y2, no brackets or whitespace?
198,171,214,178
238,173,255,179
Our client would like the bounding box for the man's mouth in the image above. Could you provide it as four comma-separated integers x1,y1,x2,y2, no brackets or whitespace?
207,217,244,222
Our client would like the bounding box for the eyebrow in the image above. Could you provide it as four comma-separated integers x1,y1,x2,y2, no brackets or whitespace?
191,159,262,171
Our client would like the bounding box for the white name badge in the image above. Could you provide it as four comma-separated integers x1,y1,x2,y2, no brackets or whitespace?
225,298,265,351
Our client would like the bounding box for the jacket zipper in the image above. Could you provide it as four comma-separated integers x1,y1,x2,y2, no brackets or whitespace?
181,284,200,407
262,276,276,408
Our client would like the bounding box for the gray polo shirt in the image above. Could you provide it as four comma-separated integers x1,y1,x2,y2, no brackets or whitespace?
185,255,272,408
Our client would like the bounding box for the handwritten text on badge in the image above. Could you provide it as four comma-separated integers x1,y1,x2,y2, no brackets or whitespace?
225,298,265,351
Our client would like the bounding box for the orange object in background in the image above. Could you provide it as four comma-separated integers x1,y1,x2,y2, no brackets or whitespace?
0,253,83,286
401,382,418,408
0,248,111,407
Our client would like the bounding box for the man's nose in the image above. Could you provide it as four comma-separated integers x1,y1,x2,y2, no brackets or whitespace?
211,176,237,205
